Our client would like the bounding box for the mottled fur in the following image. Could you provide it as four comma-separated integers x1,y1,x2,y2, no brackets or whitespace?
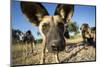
20,1,74,64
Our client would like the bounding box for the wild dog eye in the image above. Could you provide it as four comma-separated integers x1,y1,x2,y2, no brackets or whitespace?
58,23,64,28
42,23,50,34
58,22,65,32
42,23,49,30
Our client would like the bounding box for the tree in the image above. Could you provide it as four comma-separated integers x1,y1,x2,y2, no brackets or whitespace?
66,21,79,33
64,21,79,37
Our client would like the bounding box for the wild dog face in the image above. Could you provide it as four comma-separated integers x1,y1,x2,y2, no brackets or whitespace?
20,1,74,52
80,23,90,38
80,23,95,44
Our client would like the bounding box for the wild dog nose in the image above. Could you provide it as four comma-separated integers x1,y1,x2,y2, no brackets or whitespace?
51,43,57,51
50,39,65,51
51,43,56,48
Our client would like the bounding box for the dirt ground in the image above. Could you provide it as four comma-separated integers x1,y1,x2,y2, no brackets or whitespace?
11,37,96,66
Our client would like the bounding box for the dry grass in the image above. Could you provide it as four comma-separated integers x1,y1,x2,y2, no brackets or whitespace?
11,36,96,66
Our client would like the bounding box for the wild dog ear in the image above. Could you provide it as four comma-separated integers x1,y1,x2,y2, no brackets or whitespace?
54,4,74,23
80,24,84,30
80,23,89,30
80,24,83,30
20,1,49,26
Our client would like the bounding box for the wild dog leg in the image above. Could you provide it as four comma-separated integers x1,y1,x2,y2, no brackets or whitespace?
54,52,60,63
40,42,46,64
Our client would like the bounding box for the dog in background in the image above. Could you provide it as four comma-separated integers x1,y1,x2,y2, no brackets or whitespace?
80,23,96,46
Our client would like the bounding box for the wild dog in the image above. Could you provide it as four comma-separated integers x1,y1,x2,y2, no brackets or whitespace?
20,1,74,64
12,29,24,44
23,30,36,54
80,23,95,45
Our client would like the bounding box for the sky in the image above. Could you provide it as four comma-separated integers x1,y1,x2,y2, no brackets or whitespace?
11,1,96,39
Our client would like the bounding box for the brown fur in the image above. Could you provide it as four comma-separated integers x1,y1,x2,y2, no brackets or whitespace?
20,1,74,64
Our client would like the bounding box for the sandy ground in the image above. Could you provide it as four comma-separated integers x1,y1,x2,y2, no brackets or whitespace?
11,37,96,66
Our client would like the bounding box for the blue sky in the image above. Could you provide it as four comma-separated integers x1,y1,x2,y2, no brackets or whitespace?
11,1,96,39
